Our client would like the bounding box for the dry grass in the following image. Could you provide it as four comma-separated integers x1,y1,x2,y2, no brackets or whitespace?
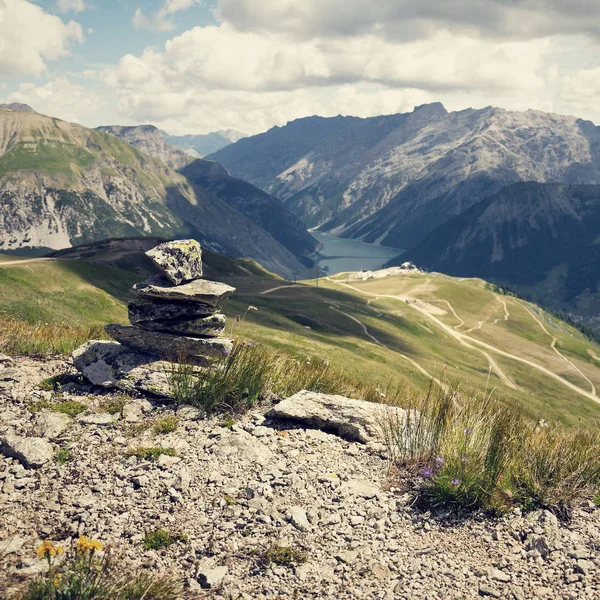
0,318,106,356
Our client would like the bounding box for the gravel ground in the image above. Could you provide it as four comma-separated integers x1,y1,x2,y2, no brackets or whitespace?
1,355,599,599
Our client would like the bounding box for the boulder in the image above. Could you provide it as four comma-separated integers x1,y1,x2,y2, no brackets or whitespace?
267,390,409,445
72,340,189,398
1,432,54,468
128,298,216,325
34,412,72,440
132,275,235,308
135,313,227,338
105,324,233,364
146,239,203,285
197,565,228,589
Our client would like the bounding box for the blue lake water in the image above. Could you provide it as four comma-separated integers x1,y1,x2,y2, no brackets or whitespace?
312,232,403,275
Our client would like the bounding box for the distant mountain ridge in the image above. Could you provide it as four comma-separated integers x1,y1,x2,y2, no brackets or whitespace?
0,109,316,278
209,104,600,249
163,129,247,158
0,103,35,113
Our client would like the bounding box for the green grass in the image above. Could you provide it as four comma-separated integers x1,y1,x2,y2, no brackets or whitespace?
259,545,308,567
152,416,178,435
55,448,71,465
142,529,186,551
29,400,87,417
124,447,177,461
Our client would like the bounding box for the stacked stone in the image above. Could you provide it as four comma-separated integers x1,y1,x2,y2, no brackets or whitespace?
105,240,236,366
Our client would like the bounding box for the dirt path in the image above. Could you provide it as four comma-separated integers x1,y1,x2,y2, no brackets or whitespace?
525,308,597,397
259,284,299,295
0,258,54,268
329,306,447,390
334,281,600,403
493,298,510,324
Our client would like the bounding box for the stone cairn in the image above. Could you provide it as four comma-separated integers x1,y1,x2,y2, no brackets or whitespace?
73,240,236,397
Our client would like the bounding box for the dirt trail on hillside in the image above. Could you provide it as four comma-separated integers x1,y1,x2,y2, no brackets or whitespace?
329,306,447,390
0,258,54,267
525,307,597,397
335,281,599,404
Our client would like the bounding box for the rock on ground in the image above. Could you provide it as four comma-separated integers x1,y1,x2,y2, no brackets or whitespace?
146,239,203,285
135,313,227,338
0,432,54,468
128,298,217,326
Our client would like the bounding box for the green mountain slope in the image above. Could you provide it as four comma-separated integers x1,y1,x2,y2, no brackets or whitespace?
0,109,314,279
2,240,599,426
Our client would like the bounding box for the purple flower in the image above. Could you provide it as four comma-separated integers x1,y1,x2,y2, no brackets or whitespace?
464,429,472,435
422,468,434,478
434,456,445,466
451,479,460,487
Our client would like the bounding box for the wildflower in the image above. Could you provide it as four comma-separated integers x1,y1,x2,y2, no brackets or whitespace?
422,467,434,478
36,540,64,560
464,429,472,435
247,305,258,311
76,536,103,554
434,456,445,466
451,479,460,487
53,573,63,587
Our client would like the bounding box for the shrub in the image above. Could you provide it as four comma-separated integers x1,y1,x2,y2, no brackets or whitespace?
0,318,107,357
17,537,181,600
124,447,177,461
100,396,129,416
152,416,178,435
55,449,71,465
143,529,186,551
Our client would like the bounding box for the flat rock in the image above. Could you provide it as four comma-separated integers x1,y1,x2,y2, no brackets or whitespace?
197,565,228,589
79,413,118,426
128,298,216,326
73,340,190,398
34,412,72,440
146,239,203,285
132,275,235,308
0,432,53,468
267,390,410,445
136,313,227,338
105,324,233,364
287,506,311,532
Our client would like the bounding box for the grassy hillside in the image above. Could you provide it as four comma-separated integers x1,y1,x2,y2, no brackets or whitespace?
1,247,599,426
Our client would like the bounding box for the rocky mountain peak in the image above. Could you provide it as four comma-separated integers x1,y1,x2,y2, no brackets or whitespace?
0,103,35,113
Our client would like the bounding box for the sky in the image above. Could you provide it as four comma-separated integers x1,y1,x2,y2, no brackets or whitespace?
1,0,600,135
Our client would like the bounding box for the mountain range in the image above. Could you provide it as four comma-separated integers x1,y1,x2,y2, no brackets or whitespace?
162,129,247,158
0,108,316,278
210,103,600,249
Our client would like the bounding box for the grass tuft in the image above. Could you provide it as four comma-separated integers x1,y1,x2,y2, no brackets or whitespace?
143,529,187,551
152,416,178,435
29,400,87,417
260,545,308,567
124,447,177,461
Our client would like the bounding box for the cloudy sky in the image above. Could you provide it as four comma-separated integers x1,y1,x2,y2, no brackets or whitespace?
1,0,600,135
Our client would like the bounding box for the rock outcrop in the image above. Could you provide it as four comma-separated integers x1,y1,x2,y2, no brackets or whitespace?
73,240,235,396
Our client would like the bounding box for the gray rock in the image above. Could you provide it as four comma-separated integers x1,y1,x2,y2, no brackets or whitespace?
0,536,26,555
340,479,380,499
370,562,391,579
122,402,145,423
489,567,511,583
73,340,179,397
132,275,235,308
79,413,118,426
197,565,228,589
287,506,311,532
267,390,411,444
479,585,501,598
34,412,72,440
136,313,227,338
0,353,14,365
146,239,203,285
129,297,216,324
335,550,359,565
0,432,53,468
105,325,233,364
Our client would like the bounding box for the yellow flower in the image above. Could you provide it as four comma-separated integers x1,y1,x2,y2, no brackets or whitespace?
36,540,62,559
76,536,103,554
53,573,63,587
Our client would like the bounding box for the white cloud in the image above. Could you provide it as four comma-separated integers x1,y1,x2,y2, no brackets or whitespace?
0,0,84,77
133,0,200,31
6,77,101,124
56,0,88,13
217,0,600,42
